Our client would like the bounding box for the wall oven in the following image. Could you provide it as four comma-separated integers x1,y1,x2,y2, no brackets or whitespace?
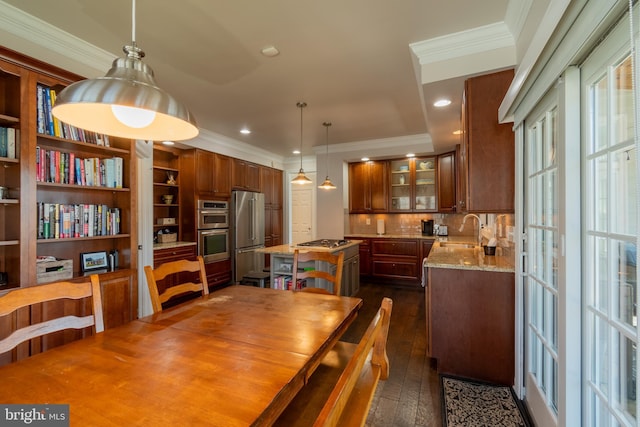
197,200,230,263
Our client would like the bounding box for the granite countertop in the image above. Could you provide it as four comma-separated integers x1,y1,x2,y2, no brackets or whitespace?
257,240,363,255
153,241,197,250
345,233,437,240
425,239,515,273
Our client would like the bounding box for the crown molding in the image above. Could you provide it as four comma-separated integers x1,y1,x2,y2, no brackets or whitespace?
410,22,514,66
0,1,114,76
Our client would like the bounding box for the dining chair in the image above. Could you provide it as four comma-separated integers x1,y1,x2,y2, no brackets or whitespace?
0,274,104,354
292,250,345,296
144,255,209,313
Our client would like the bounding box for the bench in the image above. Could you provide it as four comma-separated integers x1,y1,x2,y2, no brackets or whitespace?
275,297,393,427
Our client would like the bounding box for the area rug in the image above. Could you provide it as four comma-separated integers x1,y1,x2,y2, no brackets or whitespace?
441,375,530,427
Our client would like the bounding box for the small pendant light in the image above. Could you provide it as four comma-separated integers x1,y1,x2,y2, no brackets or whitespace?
51,0,198,141
291,102,312,185
318,122,336,190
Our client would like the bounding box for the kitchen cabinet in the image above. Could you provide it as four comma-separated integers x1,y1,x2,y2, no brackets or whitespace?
204,258,232,289
459,69,515,212
389,157,436,212
153,146,181,241
232,158,260,192
342,252,360,297
370,238,420,284
261,166,283,269
429,267,514,385
346,236,371,276
348,161,388,213
437,151,456,212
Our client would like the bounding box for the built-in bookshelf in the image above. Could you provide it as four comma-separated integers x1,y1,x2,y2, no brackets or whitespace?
153,145,181,241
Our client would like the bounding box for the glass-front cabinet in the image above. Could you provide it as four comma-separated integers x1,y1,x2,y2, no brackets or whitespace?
389,157,436,212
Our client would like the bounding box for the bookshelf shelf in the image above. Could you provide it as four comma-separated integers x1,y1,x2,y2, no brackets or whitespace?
0,114,19,124
37,234,131,244
0,240,19,246
37,182,130,192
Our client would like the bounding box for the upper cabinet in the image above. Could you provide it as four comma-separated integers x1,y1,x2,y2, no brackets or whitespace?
349,161,388,213
460,69,515,212
232,158,260,192
389,157,436,212
437,151,456,212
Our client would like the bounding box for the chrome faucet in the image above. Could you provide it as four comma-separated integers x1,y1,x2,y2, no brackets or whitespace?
459,213,482,246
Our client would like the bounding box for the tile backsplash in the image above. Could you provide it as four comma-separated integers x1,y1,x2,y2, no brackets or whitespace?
347,212,514,243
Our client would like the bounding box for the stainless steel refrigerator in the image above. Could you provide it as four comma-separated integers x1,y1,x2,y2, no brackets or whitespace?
231,190,265,283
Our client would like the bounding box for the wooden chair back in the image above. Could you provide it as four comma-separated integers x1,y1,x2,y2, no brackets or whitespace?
144,255,209,313
274,297,393,427
292,250,345,296
0,275,104,355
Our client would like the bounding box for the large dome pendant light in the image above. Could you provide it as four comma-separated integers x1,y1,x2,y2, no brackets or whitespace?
51,0,198,141
318,122,336,190
291,102,313,185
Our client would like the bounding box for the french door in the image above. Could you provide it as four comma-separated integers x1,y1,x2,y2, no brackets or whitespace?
582,13,638,425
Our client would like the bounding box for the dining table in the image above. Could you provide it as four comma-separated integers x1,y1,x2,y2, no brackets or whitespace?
0,285,363,426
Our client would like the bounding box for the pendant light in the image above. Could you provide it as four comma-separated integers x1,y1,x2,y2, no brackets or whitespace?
291,102,312,185
51,0,198,141
318,122,336,190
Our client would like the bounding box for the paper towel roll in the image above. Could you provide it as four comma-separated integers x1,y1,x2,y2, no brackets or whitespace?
377,219,385,235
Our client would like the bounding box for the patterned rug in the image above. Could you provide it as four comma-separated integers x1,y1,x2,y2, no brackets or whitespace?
441,375,530,427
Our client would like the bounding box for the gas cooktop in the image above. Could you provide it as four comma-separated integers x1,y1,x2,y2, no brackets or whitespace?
297,239,351,248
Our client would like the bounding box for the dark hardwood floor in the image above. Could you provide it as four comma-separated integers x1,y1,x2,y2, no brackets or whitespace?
341,281,443,427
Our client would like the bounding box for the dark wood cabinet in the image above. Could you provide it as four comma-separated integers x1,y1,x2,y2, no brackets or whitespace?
261,166,283,268
461,69,515,212
153,146,182,240
345,237,371,276
437,151,456,212
348,161,388,213
370,238,420,283
204,259,232,289
429,268,515,385
194,149,231,198
232,158,260,192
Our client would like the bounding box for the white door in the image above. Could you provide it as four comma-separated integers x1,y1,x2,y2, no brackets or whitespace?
290,173,315,244
581,13,638,426
521,67,582,426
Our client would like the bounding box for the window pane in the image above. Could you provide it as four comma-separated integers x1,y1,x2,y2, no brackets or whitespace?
611,147,637,236
546,108,557,168
593,156,609,232
592,75,609,153
618,335,636,422
592,236,609,312
612,56,634,144
615,239,636,329
594,315,609,397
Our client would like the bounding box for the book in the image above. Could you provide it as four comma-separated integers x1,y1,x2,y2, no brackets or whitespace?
7,127,16,159
0,127,7,157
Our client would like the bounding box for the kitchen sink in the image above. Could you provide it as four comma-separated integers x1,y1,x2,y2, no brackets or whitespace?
438,242,477,249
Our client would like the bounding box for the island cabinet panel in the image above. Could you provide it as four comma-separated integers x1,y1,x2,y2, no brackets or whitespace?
370,238,420,283
460,69,515,212
348,161,388,213
429,267,515,385
346,236,371,276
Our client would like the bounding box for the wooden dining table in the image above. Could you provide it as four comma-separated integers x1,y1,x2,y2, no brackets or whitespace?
0,285,363,426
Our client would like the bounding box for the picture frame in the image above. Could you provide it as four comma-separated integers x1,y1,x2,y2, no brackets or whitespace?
80,251,109,272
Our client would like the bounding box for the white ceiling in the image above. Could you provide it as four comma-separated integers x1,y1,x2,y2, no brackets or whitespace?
0,0,549,161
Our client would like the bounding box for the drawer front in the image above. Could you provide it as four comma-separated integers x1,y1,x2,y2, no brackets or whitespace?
371,239,418,257
154,245,197,266
371,259,419,279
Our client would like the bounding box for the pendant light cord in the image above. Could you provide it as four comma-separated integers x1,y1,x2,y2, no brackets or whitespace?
132,0,136,44
297,102,307,169
323,122,332,176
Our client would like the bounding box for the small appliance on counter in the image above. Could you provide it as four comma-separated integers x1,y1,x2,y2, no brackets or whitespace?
421,219,434,236
436,225,448,236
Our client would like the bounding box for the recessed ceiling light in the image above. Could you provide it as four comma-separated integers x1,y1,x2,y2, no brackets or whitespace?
453,130,462,135
240,128,251,135
162,141,175,146
261,45,280,57
293,150,300,155
406,153,415,158
434,99,451,107
361,157,370,162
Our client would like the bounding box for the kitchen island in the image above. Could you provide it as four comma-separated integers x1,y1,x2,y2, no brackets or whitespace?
424,240,515,385
258,241,361,296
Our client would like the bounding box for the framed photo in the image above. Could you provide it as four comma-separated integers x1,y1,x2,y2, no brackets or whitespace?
80,251,109,272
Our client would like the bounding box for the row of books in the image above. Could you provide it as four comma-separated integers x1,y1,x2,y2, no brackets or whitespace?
0,127,18,159
37,203,121,240
36,146,123,188
36,83,111,146
271,276,307,291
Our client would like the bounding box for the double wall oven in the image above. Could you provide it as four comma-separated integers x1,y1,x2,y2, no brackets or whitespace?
197,200,230,263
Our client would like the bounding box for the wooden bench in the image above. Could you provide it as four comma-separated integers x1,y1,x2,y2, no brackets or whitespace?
275,297,393,427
